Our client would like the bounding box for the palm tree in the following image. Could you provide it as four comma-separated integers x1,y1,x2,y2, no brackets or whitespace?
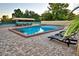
64,6,79,37
71,6,79,13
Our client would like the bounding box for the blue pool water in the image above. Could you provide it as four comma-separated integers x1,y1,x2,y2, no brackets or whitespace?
16,25,61,35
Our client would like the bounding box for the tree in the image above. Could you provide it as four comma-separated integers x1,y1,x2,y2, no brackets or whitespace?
40,11,52,21
12,9,40,20
64,6,79,37
23,10,30,18
23,10,40,20
29,11,40,20
1,15,12,23
68,6,79,20
12,9,23,18
48,3,71,20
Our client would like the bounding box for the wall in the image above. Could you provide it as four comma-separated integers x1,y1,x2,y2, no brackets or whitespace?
41,21,70,26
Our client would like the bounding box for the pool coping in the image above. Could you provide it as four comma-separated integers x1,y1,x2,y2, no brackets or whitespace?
8,24,64,38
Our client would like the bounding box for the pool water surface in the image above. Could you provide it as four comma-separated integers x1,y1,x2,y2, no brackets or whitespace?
16,25,62,35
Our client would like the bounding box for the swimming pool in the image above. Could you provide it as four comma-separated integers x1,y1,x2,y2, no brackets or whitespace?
9,25,63,38
16,25,61,35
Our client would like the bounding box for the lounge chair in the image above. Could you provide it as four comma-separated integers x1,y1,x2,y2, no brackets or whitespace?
48,6,79,47
48,30,78,47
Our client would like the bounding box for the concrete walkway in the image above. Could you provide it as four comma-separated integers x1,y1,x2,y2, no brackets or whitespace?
0,28,76,56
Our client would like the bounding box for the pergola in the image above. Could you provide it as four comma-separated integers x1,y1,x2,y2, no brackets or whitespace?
12,18,35,25
12,18,35,22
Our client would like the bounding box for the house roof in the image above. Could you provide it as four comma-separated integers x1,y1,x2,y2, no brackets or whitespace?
12,18,35,20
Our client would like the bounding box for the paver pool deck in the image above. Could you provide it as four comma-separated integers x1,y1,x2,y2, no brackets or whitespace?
0,27,77,56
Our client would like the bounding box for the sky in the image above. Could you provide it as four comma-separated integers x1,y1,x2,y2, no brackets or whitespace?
0,3,79,18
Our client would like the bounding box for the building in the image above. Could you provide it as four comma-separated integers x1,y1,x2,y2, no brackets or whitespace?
12,18,35,25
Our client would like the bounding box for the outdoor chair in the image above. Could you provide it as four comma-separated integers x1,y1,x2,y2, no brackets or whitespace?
48,30,78,47
48,6,79,47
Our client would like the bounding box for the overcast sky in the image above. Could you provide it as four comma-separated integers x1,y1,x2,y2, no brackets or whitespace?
0,3,79,18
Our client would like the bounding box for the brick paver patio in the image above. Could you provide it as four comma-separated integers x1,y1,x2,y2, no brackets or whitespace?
0,28,77,56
